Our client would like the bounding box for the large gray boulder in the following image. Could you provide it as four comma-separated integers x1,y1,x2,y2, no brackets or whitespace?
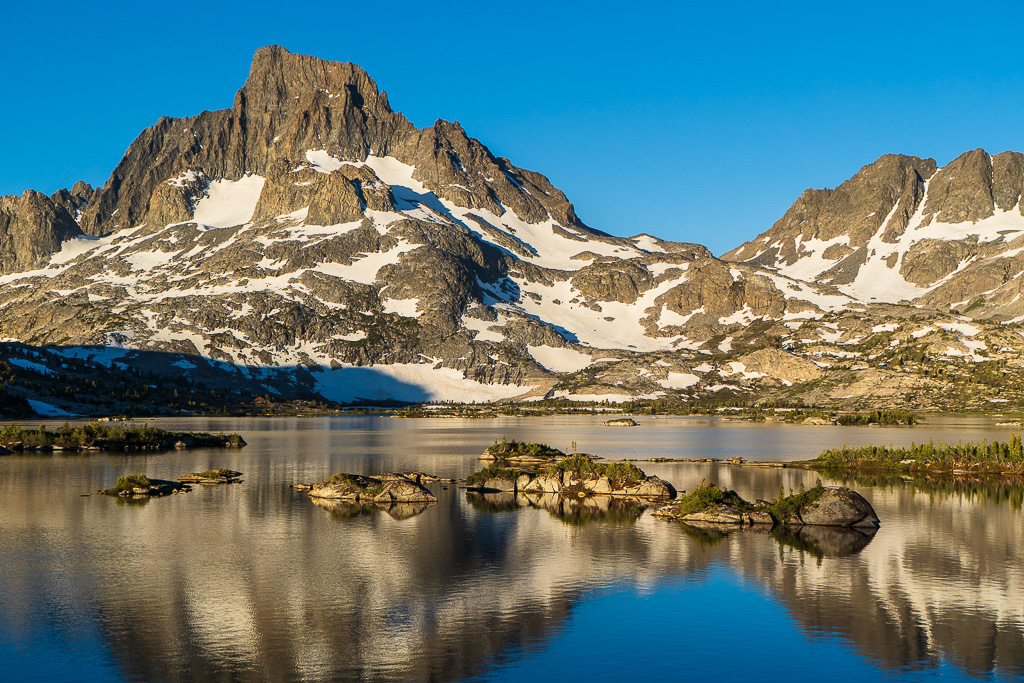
792,487,880,528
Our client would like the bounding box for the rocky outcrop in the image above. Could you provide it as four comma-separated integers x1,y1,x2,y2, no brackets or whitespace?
661,505,774,525
775,487,881,528
308,472,437,503
735,347,823,383
653,484,880,529
178,469,243,484
102,478,191,497
469,466,676,499
0,190,83,275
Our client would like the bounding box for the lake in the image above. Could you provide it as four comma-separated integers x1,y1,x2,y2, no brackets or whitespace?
1,415,1022,681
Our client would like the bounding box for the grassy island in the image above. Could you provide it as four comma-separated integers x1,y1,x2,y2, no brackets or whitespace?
101,472,191,497
806,436,1024,475
483,438,564,461
0,421,246,453
467,441,673,498
468,453,648,489
665,480,826,522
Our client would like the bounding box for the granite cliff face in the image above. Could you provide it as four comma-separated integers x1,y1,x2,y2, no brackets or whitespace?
5,47,1024,413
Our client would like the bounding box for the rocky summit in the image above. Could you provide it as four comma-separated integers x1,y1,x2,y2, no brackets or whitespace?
4,46,1024,415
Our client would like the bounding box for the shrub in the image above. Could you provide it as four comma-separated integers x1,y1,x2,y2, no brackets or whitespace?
769,481,825,520
114,473,151,491
197,468,234,479
466,464,532,486
486,438,563,460
670,480,751,516
329,473,358,487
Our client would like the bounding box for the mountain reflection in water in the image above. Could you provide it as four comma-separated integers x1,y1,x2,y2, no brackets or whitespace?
0,416,1021,681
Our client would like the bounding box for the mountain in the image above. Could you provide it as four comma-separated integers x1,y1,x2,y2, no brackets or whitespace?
724,149,1024,319
3,46,1024,416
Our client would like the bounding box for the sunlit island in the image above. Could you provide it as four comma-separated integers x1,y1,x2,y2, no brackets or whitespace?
0,421,246,453
100,469,244,497
651,480,880,529
298,472,451,503
802,437,1024,476
469,438,676,498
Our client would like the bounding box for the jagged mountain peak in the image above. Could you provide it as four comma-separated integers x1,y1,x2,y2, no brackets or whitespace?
724,146,1024,318
239,45,392,116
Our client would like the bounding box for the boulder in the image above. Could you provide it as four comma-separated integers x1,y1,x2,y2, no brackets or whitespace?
793,487,880,528
372,478,436,503
743,509,774,525
680,505,745,524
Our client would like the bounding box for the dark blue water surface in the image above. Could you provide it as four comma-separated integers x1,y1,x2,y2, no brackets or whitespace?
1,415,1022,682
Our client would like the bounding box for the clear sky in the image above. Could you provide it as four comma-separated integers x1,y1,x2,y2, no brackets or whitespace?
2,1,1023,255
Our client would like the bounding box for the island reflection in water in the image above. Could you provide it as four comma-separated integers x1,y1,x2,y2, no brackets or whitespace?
0,416,1021,682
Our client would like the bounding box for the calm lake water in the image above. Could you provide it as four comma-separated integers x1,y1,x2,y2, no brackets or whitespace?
1,415,1022,682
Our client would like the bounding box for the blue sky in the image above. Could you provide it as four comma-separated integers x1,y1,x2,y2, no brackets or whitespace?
2,1,1022,255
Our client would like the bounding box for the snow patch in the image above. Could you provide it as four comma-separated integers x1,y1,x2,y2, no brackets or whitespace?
658,372,699,389
527,345,592,373
193,176,266,228
382,297,420,317
27,399,77,417
9,358,53,375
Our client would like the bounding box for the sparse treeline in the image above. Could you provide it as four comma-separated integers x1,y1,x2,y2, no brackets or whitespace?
0,421,246,451
812,435,1024,474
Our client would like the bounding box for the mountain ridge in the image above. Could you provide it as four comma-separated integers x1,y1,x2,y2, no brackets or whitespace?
3,46,1024,415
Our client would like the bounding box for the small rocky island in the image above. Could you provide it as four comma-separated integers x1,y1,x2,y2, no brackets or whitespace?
101,474,191,498
0,421,246,453
303,472,440,503
469,440,675,499
653,480,880,528
603,418,639,427
178,469,243,484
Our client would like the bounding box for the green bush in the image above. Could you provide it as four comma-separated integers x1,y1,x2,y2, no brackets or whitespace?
329,473,358,487
670,480,751,516
769,481,825,520
114,473,151,491
486,437,563,460
197,468,234,479
466,464,532,486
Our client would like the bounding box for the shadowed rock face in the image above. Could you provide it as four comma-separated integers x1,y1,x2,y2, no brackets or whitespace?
0,190,83,275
